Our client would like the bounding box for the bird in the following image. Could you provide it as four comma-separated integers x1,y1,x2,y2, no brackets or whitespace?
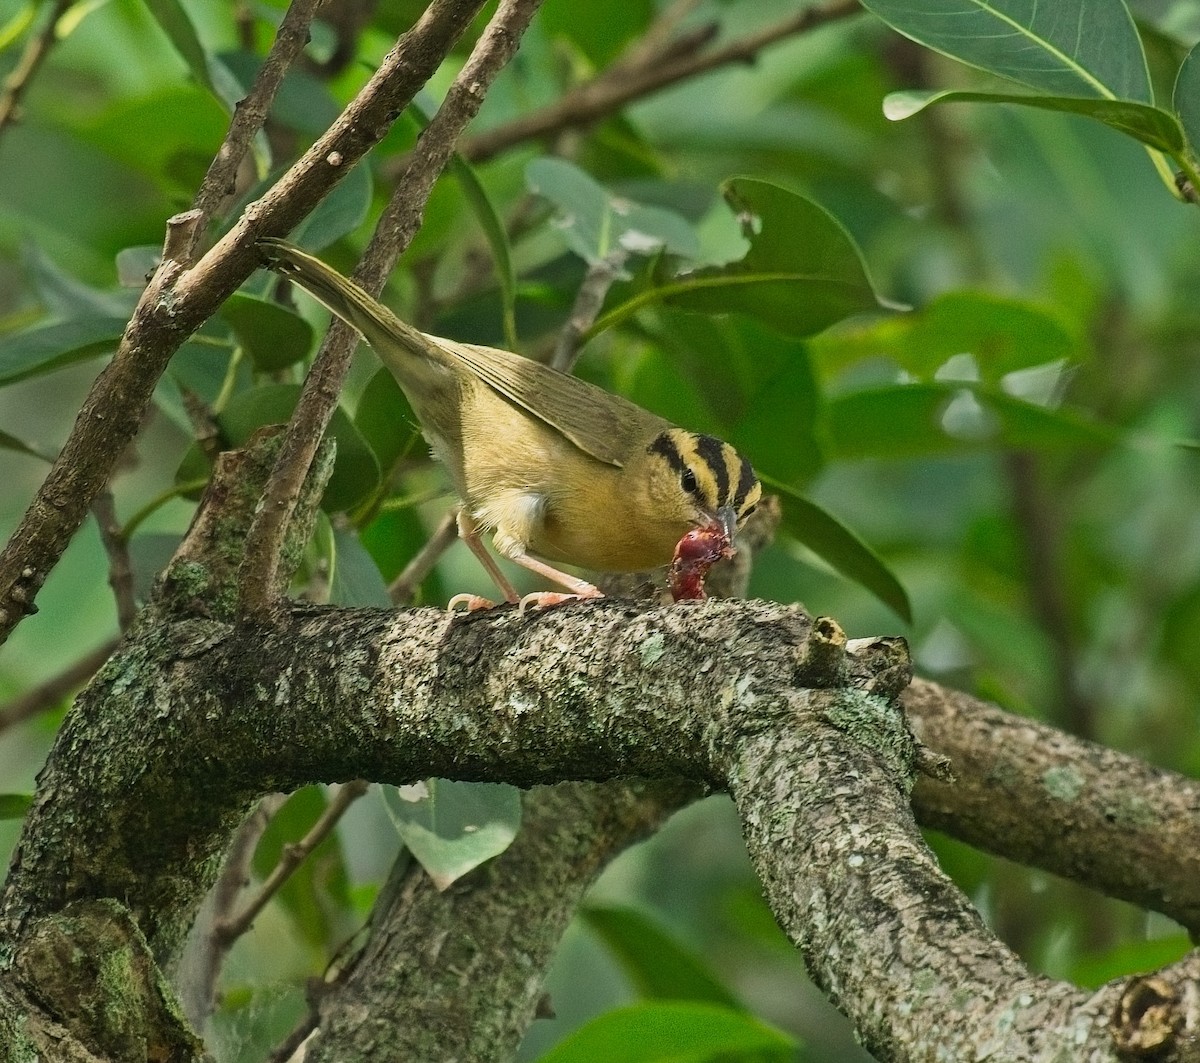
257,238,761,610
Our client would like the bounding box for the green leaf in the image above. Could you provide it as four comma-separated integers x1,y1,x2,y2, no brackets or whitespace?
595,179,880,340
380,780,520,890
0,1,35,51
22,243,135,318
537,1002,796,1063
527,157,700,265
329,527,392,607
0,430,53,463
116,246,162,288
860,0,1151,102
220,292,314,372
884,90,1185,153
216,384,380,512
825,383,1117,460
411,98,519,348
0,317,127,386
252,786,353,948
353,367,421,476
810,291,1079,385
292,162,373,250
766,481,912,623
539,0,654,66
0,794,32,820
1173,41,1200,159
581,906,742,1009
140,0,215,94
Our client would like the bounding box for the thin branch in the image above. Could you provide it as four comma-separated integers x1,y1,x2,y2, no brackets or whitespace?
460,0,861,164
214,781,369,943
549,251,627,372
179,793,288,1026
0,0,73,141
238,0,545,618
91,490,138,632
0,638,118,732
190,0,328,250
0,0,487,649
388,508,459,604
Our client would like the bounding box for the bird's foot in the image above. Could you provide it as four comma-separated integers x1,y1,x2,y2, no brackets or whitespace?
517,590,602,617
447,593,498,613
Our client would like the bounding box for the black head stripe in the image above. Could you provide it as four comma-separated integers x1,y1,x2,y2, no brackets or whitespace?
693,434,729,505
734,456,757,509
648,432,686,475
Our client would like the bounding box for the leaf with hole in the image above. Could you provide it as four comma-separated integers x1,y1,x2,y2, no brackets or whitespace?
380,780,520,890
595,178,881,340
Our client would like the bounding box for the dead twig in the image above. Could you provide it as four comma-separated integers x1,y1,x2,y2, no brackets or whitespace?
0,638,118,732
91,490,138,632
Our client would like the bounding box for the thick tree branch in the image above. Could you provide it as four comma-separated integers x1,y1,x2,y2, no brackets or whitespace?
0,0,485,648
304,781,697,1061
238,0,541,617
906,677,1200,935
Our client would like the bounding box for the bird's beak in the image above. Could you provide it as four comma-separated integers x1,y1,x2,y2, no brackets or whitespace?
706,505,738,543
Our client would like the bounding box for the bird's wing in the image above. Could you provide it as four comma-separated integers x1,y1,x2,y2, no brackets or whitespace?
433,335,672,469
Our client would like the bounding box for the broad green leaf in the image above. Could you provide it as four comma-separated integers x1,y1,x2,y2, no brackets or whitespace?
55,0,112,38
252,786,353,948
411,99,519,348
0,317,126,386
596,179,880,340
732,353,824,487
539,0,654,65
140,0,215,94
810,291,1079,385
329,527,392,607
1173,42,1200,159
0,794,32,819
1070,934,1191,990
360,507,449,598
353,367,421,476
825,383,1117,460
860,0,1151,102
767,481,912,623
215,384,380,513
220,292,314,372
885,90,1185,153
538,1002,796,1063
380,780,520,890
292,162,373,249
22,243,135,318
527,157,700,265
581,905,742,1009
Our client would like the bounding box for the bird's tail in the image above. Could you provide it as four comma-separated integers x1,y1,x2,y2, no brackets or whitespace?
257,238,449,385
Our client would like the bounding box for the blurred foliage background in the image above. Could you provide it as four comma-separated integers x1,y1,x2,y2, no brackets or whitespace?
2,0,1200,1058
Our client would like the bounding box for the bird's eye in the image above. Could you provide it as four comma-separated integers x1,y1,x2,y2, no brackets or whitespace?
680,468,699,495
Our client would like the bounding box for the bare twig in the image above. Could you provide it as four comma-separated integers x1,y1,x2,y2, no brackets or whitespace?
0,0,74,140
214,781,369,943
549,251,627,372
460,0,861,164
181,793,288,1026
0,638,118,732
238,0,546,618
0,0,487,649
91,490,138,632
388,508,459,604
190,0,329,249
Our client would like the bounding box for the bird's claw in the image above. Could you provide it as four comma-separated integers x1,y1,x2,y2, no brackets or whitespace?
447,593,497,613
517,591,585,617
